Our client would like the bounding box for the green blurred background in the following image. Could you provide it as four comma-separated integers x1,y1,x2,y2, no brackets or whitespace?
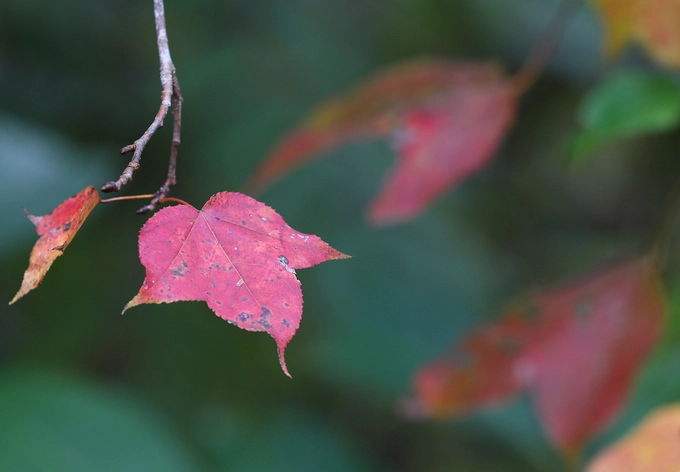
2,0,680,470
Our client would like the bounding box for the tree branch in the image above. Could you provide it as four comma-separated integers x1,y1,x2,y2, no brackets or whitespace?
512,0,584,94
101,0,183,214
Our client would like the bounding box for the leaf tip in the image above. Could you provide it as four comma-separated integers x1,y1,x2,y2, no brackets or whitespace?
23,207,41,227
121,297,140,315
278,346,292,378
366,199,418,227
331,250,352,261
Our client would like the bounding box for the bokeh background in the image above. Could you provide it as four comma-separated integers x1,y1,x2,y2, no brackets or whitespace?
2,0,680,470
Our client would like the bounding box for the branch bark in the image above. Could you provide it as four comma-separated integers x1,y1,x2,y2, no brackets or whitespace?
101,0,183,214
512,0,584,94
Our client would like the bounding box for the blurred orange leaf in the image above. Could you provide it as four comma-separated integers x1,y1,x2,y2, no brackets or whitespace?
10,186,101,304
586,403,680,471
592,0,680,68
249,59,518,225
403,258,665,457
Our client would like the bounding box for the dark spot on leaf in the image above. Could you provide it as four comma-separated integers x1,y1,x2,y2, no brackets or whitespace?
216,300,222,305
282,319,291,327
258,316,272,330
171,268,184,277
278,255,289,265
242,297,248,302
63,222,71,231
206,291,212,296
210,281,216,288
238,312,252,322
167,294,173,299
242,220,247,225
284,303,290,308
181,260,188,268
215,217,220,221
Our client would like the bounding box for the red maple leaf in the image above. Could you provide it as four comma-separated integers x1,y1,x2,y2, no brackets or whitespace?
123,192,349,376
402,258,665,457
248,59,518,226
11,186,101,304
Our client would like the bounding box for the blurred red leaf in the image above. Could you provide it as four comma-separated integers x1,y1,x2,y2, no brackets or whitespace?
123,192,349,376
586,403,680,472
10,186,101,304
403,258,665,456
406,310,533,417
368,79,516,224
592,0,680,68
249,59,518,225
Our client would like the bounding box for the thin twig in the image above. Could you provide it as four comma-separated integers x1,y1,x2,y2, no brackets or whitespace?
136,74,183,214
651,174,680,271
158,196,192,207
101,194,156,204
511,0,585,94
101,0,183,214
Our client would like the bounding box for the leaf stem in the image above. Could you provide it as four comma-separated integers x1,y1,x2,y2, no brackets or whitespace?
564,449,581,472
101,194,156,204
512,0,585,94
651,175,680,271
158,197,192,207
100,194,191,208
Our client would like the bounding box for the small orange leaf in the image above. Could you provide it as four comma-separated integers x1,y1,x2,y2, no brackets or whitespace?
249,59,518,225
586,404,680,472
404,258,665,457
593,0,680,68
10,186,101,304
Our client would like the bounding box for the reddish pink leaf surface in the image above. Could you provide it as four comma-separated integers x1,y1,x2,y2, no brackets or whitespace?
249,59,518,226
403,258,665,456
408,311,533,417
368,80,517,224
11,186,101,304
124,192,349,376
586,403,680,472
